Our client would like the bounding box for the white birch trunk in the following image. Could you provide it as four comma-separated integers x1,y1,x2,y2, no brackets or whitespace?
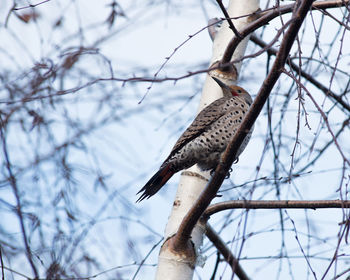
155,1,260,279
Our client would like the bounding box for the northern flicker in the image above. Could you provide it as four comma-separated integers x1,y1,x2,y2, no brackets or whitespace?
137,77,253,202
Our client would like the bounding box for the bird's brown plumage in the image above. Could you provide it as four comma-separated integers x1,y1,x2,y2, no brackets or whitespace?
137,78,253,202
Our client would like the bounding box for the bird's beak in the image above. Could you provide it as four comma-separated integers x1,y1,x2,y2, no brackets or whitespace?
212,77,231,91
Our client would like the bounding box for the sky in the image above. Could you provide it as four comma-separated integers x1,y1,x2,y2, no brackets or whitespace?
1,0,350,279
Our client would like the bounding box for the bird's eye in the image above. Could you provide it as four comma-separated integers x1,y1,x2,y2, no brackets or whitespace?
237,89,242,93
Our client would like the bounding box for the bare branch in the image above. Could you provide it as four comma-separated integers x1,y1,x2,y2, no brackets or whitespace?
0,117,39,278
206,224,249,280
222,0,350,65
0,246,4,280
205,200,350,216
216,0,243,39
250,35,350,113
282,69,350,166
13,0,52,10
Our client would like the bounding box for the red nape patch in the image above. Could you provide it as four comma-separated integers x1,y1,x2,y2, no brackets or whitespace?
231,91,239,97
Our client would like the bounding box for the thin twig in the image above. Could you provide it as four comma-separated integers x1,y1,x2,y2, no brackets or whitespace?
138,19,227,103
0,246,4,280
282,69,350,166
250,35,350,113
13,0,51,10
296,118,350,174
216,0,242,38
209,253,220,280
221,0,350,64
0,117,39,278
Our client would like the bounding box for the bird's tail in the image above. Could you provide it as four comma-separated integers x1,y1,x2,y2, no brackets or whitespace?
136,164,174,202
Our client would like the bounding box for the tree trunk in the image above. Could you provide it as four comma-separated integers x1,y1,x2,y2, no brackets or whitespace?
155,1,260,279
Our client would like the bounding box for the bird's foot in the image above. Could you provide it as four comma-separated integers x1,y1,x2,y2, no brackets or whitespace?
225,167,233,179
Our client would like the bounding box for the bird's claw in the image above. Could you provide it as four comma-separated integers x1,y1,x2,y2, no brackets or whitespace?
225,167,233,179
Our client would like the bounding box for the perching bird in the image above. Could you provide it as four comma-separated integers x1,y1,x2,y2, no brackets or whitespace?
137,77,253,202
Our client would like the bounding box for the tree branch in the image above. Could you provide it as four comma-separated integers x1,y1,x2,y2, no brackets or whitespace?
282,68,350,166
0,117,39,279
216,0,243,39
222,0,349,65
250,34,350,113
206,224,249,280
205,200,350,216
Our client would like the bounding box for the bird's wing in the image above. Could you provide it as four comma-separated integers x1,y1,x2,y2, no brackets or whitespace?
164,98,228,161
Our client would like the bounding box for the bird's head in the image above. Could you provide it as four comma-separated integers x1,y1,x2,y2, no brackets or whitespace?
212,77,252,105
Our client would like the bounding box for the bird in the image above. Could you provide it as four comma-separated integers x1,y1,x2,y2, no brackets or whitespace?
136,77,253,202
